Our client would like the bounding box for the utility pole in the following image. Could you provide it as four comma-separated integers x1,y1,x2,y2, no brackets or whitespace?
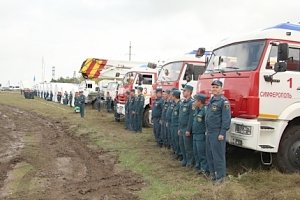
129,41,132,61
42,57,46,83
52,66,55,80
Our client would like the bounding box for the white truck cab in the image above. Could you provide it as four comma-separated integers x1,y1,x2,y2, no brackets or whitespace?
79,80,99,104
116,65,158,127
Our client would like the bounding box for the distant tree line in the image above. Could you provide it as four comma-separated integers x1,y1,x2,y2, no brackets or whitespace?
51,77,82,83
50,76,104,84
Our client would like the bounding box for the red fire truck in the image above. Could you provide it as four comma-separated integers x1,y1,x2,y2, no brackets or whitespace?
198,23,300,172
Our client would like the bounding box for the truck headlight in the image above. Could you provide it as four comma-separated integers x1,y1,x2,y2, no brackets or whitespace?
235,124,252,135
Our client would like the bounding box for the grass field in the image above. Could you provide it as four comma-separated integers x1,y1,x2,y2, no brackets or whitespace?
1,92,299,200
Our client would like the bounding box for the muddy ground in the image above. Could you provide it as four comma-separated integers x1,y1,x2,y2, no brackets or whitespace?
0,104,143,200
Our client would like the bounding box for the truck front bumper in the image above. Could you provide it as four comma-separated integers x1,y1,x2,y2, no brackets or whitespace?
227,118,287,153
116,103,125,116
148,110,153,125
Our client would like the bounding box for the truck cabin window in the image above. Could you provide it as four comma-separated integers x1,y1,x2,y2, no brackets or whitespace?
123,72,136,85
267,45,300,72
86,84,93,88
135,74,153,85
183,64,206,81
157,62,183,82
206,40,265,73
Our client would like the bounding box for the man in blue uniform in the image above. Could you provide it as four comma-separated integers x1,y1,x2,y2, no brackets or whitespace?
50,91,53,101
166,89,176,149
95,91,101,112
69,91,73,107
192,93,209,175
133,87,145,133
206,80,231,184
124,91,131,130
63,91,69,105
106,91,112,112
178,85,194,167
128,89,136,131
161,90,171,147
171,89,182,160
78,91,86,118
151,88,163,147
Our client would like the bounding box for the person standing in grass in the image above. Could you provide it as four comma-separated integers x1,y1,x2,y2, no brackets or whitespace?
78,91,86,118
206,80,231,184
151,88,163,147
133,86,145,133
166,89,176,149
192,93,209,176
95,91,101,112
69,91,73,107
124,90,131,130
161,90,170,148
128,89,136,131
178,85,194,168
171,89,182,160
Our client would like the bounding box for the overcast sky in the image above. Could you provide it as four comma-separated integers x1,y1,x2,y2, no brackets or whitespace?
1,0,300,86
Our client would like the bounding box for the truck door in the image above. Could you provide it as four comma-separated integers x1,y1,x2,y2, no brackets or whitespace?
260,44,300,117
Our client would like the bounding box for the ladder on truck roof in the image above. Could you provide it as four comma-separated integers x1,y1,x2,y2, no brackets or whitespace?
79,58,151,80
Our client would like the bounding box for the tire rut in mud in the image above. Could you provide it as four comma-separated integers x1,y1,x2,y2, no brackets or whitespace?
0,104,144,200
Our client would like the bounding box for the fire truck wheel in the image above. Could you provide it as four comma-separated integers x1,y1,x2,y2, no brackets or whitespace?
143,108,151,128
277,125,300,173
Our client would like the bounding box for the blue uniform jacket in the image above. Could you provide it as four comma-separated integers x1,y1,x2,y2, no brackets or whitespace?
205,95,231,135
78,95,85,105
192,106,206,135
134,94,145,114
161,100,169,121
178,98,193,132
125,97,130,114
128,95,135,113
171,100,181,127
166,100,174,123
152,97,163,119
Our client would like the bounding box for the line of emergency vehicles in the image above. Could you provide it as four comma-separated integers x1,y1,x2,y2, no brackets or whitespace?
33,23,300,173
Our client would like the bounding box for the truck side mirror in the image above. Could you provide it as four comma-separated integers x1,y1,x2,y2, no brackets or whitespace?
196,48,205,57
205,57,209,67
185,64,194,82
186,64,194,74
274,62,287,72
138,74,143,85
277,43,289,61
147,62,157,69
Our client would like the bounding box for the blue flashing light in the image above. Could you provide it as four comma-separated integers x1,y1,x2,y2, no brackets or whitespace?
265,23,300,32
187,50,212,55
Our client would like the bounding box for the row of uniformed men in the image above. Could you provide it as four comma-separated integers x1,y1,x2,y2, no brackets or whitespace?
151,80,231,184
124,87,145,133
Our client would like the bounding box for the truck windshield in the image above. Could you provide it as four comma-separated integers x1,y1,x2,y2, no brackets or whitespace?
206,40,265,73
157,62,183,82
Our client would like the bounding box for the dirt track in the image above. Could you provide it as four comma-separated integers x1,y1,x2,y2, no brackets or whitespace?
0,104,143,200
